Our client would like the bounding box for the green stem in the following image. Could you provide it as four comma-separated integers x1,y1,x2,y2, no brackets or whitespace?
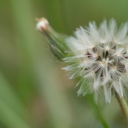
115,91,128,128
87,95,110,128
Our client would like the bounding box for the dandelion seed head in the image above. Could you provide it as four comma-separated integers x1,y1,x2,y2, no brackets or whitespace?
64,19,128,102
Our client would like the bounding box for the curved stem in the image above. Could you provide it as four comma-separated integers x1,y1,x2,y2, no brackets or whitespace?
87,95,110,128
115,91,128,128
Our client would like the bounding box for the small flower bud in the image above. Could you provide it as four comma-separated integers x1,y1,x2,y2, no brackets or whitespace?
36,17,49,32
36,17,69,60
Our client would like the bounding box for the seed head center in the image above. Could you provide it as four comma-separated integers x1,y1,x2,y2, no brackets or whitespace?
115,52,120,57
101,61,106,65
105,46,110,51
93,53,98,58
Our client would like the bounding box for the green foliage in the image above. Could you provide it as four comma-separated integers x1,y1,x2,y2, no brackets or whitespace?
0,0,128,128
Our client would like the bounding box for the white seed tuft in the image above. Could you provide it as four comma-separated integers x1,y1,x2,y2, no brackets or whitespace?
64,19,128,102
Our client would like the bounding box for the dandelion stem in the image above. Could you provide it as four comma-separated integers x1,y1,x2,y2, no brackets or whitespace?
115,91,128,127
87,95,110,128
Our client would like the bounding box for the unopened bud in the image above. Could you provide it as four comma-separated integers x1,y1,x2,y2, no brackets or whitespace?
36,17,69,60
36,17,49,32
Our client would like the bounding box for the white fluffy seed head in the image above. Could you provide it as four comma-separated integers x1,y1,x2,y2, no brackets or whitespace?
64,19,128,103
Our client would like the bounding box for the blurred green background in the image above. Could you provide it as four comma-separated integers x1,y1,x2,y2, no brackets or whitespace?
0,0,128,128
